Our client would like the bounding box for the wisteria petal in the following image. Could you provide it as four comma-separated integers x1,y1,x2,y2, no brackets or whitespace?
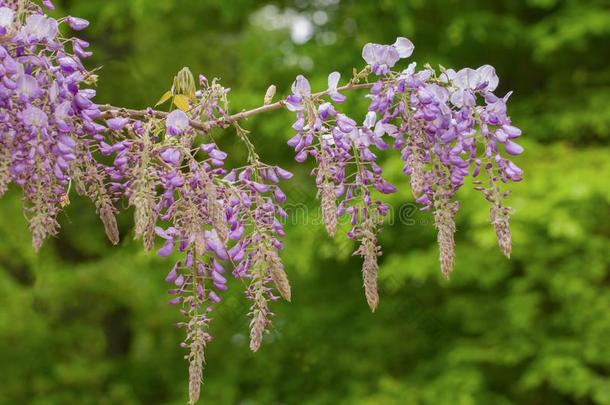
328,71,341,91
161,148,181,165
476,64,499,92
0,7,15,30
393,37,414,58
106,117,129,131
66,16,89,31
504,140,524,155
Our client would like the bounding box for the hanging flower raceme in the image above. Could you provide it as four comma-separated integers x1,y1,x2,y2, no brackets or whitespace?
285,37,522,288
363,44,522,277
0,0,120,250
0,3,524,403
97,68,294,403
286,72,396,311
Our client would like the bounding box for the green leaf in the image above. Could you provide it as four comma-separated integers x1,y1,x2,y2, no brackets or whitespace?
173,95,190,112
154,90,172,107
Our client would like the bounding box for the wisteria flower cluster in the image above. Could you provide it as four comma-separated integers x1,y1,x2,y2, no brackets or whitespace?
0,3,523,403
365,54,522,275
101,69,293,403
285,36,521,285
0,0,118,250
286,72,396,311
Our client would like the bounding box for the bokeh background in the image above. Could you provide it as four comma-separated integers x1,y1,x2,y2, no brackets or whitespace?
1,0,610,404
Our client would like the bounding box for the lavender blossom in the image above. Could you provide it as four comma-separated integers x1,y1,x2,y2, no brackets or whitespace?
166,109,190,135
0,7,14,35
66,16,89,31
327,72,345,103
362,37,414,75
285,74,310,111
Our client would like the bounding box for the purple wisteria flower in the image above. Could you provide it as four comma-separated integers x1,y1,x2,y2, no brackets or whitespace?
161,148,181,165
0,7,14,35
66,16,89,31
285,74,310,111
327,72,345,103
21,13,58,42
166,109,189,135
42,1,55,10
106,117,129,131
362,37,414,75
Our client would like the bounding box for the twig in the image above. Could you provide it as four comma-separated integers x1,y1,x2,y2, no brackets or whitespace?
98,82,374,133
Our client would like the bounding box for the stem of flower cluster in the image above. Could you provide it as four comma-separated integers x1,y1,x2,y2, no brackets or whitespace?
98,82,375,133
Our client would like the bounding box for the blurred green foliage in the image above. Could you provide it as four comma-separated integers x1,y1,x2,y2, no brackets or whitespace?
1,0,609,404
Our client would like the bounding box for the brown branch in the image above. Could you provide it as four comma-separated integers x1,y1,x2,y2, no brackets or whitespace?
98,82,374,133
